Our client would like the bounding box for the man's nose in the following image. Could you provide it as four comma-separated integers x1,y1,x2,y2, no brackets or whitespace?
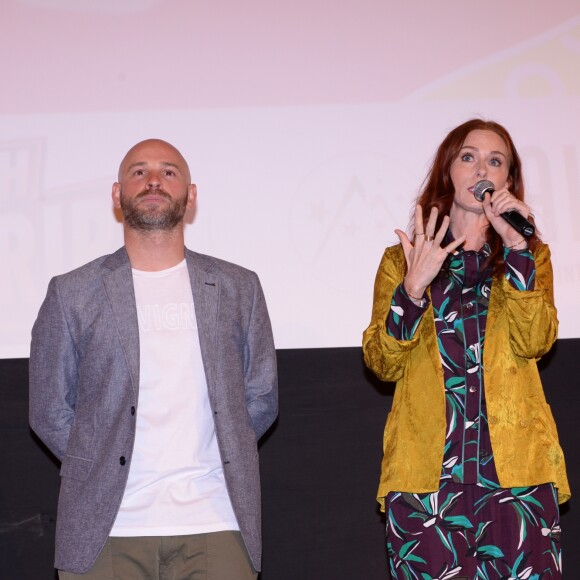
147,171,161,188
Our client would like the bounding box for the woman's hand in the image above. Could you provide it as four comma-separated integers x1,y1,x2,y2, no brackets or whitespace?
395,205,466,301
482,186,531,248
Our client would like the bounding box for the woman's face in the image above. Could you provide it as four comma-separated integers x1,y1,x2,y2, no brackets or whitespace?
449,129,511,214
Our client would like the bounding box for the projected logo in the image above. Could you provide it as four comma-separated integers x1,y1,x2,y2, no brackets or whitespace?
0,139,44,307
0,138,122,356
290,152,416,293
409,16,580,101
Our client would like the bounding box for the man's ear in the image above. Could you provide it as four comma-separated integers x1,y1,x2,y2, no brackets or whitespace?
187,184,197,209
112,183,121,208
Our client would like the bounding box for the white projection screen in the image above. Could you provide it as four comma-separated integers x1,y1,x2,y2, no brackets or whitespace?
2,1,580,358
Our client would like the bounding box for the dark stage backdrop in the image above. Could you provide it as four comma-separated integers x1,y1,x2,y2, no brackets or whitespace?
1,343,578,579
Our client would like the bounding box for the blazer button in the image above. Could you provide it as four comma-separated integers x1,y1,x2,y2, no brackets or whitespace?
131,406,136,416
119,456,126,466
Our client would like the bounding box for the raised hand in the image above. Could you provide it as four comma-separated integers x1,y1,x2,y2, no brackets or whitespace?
395,205,466,302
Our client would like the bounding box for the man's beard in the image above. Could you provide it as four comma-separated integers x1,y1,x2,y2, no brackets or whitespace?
120,188,188,232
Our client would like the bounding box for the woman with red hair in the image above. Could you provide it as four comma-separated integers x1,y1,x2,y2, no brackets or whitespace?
363,119,569,578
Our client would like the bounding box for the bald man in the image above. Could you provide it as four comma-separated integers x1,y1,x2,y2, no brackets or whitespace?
30,140,278,579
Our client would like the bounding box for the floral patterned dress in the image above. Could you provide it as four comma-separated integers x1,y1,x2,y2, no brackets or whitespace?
384,244,562,580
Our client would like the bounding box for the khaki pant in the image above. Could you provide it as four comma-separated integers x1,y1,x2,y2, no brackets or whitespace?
59,531,257,580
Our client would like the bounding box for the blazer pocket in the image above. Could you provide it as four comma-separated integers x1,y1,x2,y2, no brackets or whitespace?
60,454,95,481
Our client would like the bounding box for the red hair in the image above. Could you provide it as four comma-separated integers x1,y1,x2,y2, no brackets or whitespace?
415,119,539,272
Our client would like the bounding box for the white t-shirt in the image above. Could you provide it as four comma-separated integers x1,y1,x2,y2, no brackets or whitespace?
110,259,239,536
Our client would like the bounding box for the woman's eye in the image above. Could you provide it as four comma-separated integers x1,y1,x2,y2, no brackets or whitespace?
461,153,473,162
489,158,502,167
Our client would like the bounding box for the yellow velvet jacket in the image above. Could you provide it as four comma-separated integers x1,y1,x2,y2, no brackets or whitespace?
363,242,570,508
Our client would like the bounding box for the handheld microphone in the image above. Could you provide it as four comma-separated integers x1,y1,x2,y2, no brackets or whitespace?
473,180,535,238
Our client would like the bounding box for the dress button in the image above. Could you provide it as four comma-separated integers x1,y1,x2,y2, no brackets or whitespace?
119,456,126,466
131,406,136,416
465,302,474,309
469,386,476,393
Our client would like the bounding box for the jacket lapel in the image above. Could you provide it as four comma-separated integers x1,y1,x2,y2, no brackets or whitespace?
422,291,443,378
186,249,219,397
485,272,505,333
100,247,140,398
482,272,506,368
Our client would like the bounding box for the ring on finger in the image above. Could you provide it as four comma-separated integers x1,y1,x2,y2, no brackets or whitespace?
425,235,435,242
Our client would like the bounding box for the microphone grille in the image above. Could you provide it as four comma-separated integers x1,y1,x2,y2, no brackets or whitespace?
473,180,495,202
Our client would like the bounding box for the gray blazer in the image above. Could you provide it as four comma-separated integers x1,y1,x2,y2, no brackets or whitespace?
29,247,278,574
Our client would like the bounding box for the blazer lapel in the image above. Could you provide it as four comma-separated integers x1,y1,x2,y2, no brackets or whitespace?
482,272,506,369
422,296,443,378
100,248,140,398
485,272,505,333
186,249,219,397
